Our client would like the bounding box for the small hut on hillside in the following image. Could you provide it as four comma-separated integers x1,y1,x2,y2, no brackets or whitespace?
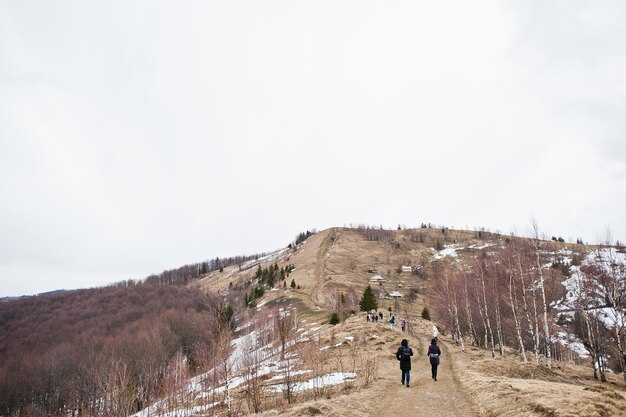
369,275,386,283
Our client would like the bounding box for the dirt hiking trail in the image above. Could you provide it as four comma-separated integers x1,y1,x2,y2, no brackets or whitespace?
372,331,476,417
265,321,478,417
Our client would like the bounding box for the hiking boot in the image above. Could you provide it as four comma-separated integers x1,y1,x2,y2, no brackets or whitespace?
406,384,410,387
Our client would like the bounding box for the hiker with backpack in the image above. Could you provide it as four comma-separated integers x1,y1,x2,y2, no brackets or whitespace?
396,339,414,387
427,338,442,381
389,315,395,330
400,319,406,333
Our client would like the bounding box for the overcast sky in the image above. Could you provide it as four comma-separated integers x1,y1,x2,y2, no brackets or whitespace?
1,1,625,296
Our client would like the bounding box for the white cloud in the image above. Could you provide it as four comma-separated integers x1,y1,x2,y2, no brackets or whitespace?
1,0,625,295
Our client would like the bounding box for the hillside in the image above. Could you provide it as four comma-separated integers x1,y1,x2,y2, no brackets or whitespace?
0,284,216,416
2,226,625,416
170,226,625,416
193,227,494,321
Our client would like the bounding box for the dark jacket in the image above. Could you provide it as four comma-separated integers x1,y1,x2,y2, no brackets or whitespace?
396,339,414,370
428,343,441,365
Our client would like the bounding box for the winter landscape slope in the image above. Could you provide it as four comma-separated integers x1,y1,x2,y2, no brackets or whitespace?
131,226,625,417
2,226,624,416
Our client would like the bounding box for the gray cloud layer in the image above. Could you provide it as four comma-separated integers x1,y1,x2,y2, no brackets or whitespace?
1,1,625,296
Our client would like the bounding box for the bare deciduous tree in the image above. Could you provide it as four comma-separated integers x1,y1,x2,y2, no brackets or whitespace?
274,307,297,360
532,220,553,369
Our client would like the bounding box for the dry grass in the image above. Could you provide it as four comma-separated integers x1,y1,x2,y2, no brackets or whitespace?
189,227,626,416
444,338,626,417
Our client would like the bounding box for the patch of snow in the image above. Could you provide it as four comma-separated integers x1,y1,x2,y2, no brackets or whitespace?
596,307,626,329
131,402,219,417
555,248,626,328
240,248,290,270
270,372,357,393
267,370,312,381
468,243,494,250
235,320,253,332
433,245,463,260
552,331,589,359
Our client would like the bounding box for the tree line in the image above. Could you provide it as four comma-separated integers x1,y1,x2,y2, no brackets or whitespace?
0,283,229,416
144,253,272,286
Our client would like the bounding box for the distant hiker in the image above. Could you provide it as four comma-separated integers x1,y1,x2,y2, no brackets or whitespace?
400,319,406,333
432,325,439,341
374,314,378,323
428,338,442,381
379,311,383,321
366,312,370,322
396,339,414,387
389,315,395,330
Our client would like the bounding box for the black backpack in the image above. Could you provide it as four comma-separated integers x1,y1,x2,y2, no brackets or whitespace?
400,346,411,361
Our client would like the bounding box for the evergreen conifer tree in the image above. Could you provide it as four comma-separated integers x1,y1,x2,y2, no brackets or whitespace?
359,285,378,312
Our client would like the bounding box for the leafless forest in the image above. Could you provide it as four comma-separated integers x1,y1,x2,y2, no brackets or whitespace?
432,235,626,386
0,282,232,416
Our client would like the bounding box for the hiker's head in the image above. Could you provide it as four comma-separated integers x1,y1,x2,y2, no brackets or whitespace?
431,338,437,345
401,339,408,347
